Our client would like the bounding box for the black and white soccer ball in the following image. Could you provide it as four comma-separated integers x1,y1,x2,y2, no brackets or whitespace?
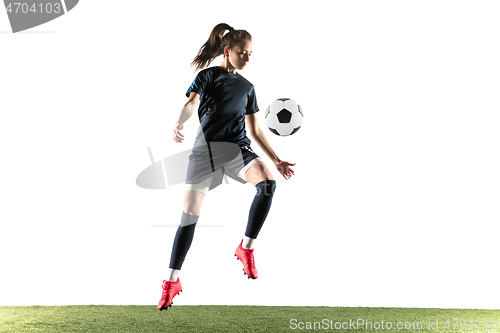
265,98,303,136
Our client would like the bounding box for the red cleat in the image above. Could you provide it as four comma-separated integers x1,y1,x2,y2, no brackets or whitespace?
158,278,182,311
234,240,258,279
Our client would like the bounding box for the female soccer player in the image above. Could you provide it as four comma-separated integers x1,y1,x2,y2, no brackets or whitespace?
158,23,296,311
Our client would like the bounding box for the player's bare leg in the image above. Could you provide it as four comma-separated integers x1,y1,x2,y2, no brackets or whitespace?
182,189,206,216
245,160,274,186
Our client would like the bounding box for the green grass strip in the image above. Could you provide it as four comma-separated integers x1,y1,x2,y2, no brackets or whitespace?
1,305,500,332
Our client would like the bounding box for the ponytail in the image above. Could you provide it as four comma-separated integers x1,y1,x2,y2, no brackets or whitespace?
191,23,252,71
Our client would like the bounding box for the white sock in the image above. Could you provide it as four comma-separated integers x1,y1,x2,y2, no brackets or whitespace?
167,268,180,282
242,236,256,249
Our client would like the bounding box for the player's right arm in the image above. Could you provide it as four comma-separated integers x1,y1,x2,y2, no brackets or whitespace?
173,92,200,143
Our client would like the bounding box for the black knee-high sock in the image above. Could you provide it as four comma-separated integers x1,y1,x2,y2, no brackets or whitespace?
169,212,199,270
245,180,276,239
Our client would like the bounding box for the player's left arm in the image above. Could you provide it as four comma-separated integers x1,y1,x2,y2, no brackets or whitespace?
246,113,296,180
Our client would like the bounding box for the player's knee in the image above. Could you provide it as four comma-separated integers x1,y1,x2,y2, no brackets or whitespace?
183,200,202,216
255,179,276,197
183,189,206,216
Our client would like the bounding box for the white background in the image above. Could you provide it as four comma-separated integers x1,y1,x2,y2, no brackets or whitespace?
1,1,499,309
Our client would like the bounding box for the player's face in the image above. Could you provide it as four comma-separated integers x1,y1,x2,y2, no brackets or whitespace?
227,39,252,70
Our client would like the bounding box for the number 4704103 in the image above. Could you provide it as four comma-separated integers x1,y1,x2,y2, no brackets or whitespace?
5,2,62,14
443,318,499,330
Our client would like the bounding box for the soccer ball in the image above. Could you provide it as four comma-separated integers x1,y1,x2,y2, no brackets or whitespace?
265,98,303,136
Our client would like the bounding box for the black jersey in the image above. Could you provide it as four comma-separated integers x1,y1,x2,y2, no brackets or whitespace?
186,66,259,150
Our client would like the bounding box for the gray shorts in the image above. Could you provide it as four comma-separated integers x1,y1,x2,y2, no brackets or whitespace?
185,145,262,194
